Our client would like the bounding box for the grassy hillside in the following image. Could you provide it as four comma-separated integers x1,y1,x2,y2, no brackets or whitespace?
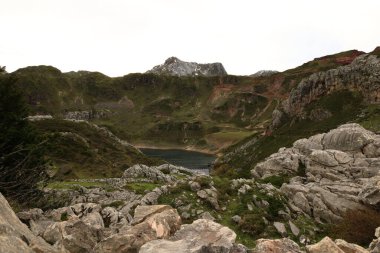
31,119,161,180
212,88,380,178
8,48,372,154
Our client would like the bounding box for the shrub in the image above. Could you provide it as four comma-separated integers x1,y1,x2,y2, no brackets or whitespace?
239,212,266,236
297,161,306,177
195,176,212,188
61,212,68,221
330,209,380,246
0,76,48,203
261,175,290,188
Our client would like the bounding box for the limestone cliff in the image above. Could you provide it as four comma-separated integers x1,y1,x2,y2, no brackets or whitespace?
282,52,380,118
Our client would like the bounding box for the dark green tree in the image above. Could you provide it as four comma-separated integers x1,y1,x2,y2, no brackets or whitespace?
0,75,48,202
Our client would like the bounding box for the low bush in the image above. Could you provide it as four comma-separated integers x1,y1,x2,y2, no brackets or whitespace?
330,209,380,246
260,175,290,188
238,212,266,236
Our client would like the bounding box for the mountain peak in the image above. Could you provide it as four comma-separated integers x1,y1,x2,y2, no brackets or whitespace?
147,57,227,77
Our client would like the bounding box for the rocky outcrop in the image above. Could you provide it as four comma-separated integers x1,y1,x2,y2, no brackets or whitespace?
64,110,110,121
147,57,227,77
250,70,279,77
122,164,174,183
139,219,240,253
282,53,380,117
0,193,63,253
251,123,380,223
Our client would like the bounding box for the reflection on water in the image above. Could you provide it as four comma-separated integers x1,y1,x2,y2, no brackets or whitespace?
140,148,216,171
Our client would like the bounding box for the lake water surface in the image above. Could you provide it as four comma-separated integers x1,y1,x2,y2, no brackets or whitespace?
140,148,216,170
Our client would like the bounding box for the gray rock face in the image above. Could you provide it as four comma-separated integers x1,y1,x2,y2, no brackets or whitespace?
251,124,380,223
282,53,380,117
122,164,173,183
147,57,227,77
0,193,61,253
139,219,237,253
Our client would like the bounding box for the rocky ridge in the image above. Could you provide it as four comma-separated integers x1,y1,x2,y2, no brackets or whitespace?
252,123,380,223
281,52,380,119
146,56,227,77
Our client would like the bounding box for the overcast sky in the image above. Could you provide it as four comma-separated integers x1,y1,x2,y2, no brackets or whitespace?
1,0,379,77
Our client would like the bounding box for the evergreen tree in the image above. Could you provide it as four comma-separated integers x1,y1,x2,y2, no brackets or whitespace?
0,75,48,202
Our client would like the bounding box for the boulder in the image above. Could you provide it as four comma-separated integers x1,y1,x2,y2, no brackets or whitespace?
273,222,287,237
322,124,375,152
232,215,242,224
0,193,61,253
101,207,126,228
94,205,181,253
306,237,345,253
132,205,172,224
42,218,101,253
289,220,300,237
252,238,303,253
140,219,237,253
334,239,369,253
196,188,220,210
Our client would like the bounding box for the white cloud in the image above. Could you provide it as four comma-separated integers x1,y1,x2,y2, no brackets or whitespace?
0,0,379,76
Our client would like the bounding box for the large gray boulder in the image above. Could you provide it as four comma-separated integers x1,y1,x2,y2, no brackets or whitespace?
94,205,181,253
322,124,376,152
140,219,237,253
43,218,101,253
0,193,62,253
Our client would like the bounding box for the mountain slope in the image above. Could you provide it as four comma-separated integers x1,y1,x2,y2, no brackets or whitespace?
30,118,161,179
6,48,377,154
213,49,380,178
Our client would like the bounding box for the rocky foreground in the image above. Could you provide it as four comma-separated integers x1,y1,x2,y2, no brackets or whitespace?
1,123,380,252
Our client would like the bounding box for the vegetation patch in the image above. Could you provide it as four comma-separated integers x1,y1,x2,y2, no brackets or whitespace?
329,209,380,246
123,182,161,194
259,175,290,188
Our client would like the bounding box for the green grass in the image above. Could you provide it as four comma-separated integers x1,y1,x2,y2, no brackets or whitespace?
123,182,161,194
46,181,108,190
357,104,380,132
